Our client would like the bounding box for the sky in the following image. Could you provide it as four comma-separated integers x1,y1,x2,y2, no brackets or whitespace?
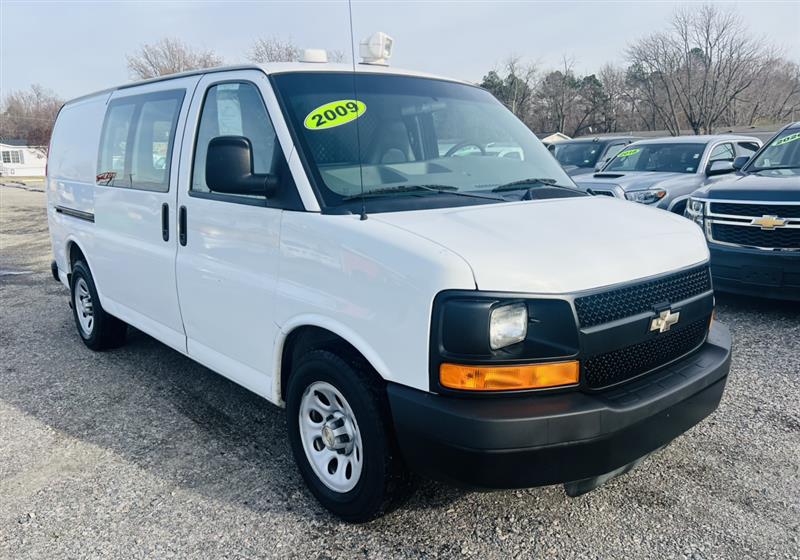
1,0,799,100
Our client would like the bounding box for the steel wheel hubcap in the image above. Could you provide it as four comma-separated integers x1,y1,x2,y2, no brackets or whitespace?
298,381,363,493
74,277,94,336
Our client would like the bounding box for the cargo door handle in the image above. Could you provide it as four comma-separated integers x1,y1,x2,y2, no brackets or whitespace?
161,203,169,241
179,206,187,246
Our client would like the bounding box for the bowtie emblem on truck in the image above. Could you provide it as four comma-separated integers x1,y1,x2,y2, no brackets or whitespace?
751,215,787,230
650,309,681,333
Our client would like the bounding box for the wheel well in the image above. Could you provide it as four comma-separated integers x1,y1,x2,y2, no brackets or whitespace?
280,326,380,400
671,199,688,215
67,241,86,271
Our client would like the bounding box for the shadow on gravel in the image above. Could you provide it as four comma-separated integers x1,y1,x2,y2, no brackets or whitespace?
0,279,468,521
716,291,800,314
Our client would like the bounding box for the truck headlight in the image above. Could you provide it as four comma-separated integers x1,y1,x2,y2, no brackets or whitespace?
685,198,705,227
625,189,667,204
489,302,528,350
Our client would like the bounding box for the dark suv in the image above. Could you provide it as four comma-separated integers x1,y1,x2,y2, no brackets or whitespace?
552,136,639,177
686,122,800,300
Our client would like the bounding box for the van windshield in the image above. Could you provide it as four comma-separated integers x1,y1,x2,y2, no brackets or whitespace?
271,72,576,212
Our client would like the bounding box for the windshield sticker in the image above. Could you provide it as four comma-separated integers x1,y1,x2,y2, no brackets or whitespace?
617,148,640,158
775,132,800,146
304,100,367,130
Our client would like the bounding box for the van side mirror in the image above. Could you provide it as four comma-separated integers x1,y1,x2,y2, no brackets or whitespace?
706,160,735,177
732,155,749,170
206,136,278,196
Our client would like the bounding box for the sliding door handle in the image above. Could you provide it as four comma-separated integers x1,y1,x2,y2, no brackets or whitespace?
179,205,187,246
161,203,169,241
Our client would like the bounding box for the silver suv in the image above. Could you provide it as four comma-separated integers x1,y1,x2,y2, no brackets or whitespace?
575,135,761,214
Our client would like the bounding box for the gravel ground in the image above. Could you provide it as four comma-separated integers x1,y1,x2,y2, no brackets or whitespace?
1,185,798,559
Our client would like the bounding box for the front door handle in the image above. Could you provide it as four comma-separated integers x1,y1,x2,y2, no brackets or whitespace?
179,205,187,246
161,203,169,242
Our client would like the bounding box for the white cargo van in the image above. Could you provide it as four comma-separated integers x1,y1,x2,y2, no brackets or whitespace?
46,57,731,521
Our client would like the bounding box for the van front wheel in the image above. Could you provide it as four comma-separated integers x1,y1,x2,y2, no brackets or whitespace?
286,350,412,522
70,260,127,350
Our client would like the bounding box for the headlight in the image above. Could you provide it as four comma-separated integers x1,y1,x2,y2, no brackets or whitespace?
489,302,528,350
625,189,667,204
685,198,705,227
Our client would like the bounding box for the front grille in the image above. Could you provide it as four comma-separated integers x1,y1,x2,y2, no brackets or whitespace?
574,266,711,328
711,223,800,249
583,318,709,389
710,202,800,218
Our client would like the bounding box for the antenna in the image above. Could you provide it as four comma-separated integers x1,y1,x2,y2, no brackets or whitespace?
347,0,367,220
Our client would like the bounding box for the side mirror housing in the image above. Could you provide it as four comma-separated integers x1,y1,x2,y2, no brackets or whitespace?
206,136,278,196
732,155,750,170
706,159,735,177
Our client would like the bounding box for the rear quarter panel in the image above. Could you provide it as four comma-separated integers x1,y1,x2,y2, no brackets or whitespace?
46,93,110,285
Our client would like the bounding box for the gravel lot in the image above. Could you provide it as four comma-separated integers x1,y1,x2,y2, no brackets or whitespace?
1,184,798,559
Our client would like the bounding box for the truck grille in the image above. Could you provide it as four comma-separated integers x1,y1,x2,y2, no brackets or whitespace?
574,266,711,328
710,202,800,218
583,317,709,389
711,223,800,250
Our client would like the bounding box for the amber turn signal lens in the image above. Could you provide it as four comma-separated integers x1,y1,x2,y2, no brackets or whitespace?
440,361,580,391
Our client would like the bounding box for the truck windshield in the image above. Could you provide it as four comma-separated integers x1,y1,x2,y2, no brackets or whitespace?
553,142,603,168
749,128,800,175
271,72,575,212
604,143,705,174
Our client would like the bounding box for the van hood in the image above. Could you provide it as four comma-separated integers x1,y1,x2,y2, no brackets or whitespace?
374,197,709,294
577,171,696,192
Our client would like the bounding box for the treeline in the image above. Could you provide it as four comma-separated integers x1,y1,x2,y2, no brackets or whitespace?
481,5,800,137
2,4,798,152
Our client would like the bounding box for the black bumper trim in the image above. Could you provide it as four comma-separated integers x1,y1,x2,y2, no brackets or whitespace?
709,244,800,301
388,323,731,489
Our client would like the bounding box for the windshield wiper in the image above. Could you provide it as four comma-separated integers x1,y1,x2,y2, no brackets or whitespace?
342,184,504,201
751,165,800,172
491,177,576,192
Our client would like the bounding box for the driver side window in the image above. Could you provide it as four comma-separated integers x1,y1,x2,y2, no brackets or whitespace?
192,82,279,196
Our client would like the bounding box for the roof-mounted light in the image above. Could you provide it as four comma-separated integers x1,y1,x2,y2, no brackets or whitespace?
359,32,393,66
299,49,328,63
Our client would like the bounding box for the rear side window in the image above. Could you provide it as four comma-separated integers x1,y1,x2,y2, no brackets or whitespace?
97,90,185,191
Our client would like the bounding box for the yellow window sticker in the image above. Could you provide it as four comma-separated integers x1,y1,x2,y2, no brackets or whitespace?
775,132,800,146
617,148,641,158
304,100,367,130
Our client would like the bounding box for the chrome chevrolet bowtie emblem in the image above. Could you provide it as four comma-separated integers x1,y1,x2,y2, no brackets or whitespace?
751,215,786,230
650,309,680,333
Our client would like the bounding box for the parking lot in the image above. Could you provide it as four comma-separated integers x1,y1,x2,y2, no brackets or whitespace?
0,184,798,559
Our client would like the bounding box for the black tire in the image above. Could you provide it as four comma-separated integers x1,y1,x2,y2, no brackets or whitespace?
286,349,413,522
70,260,127,351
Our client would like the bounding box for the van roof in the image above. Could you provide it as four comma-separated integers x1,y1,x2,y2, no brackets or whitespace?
64,62,471,106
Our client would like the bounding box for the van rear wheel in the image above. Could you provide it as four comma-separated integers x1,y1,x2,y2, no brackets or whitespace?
286,350,412,522
70,260,127,350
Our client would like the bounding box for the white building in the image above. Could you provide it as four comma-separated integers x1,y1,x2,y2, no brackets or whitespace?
0,139,47,177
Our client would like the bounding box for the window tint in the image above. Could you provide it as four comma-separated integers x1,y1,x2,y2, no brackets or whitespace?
708,143,734,162
97,90,184,191
737,141,760,156
192,82,281,196
604,143,627,161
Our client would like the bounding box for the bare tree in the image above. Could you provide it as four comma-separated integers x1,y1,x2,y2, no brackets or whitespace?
0,85,63,153
126,38,222,80
627,4,772,134
248,36,345,63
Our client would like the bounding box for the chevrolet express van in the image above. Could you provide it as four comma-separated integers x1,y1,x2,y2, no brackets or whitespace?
47,58,732,521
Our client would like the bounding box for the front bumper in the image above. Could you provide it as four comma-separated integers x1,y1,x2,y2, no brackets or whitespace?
709,244,800,301
387,322,731,489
